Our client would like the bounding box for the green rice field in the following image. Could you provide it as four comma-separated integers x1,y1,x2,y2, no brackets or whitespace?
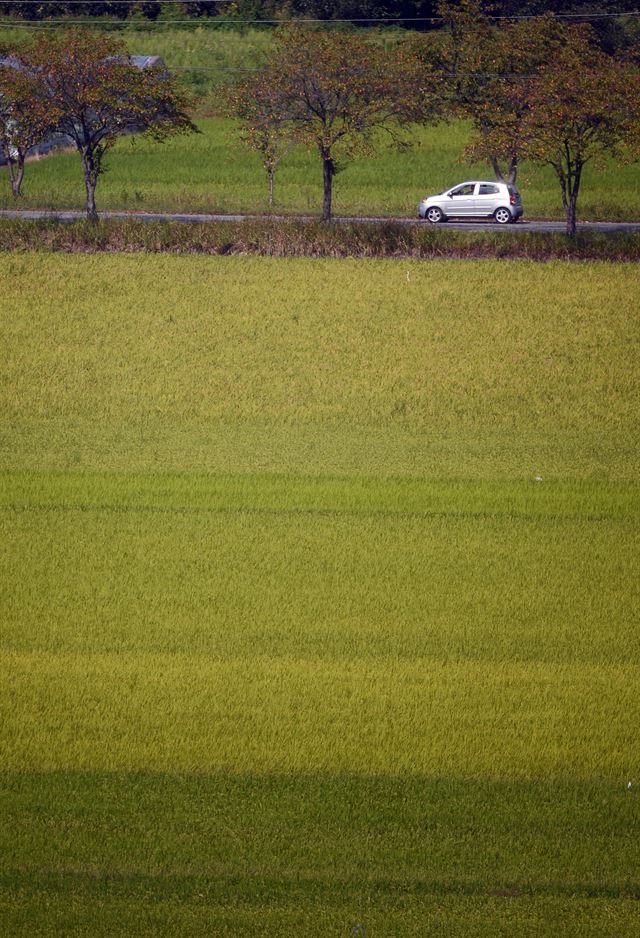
1,254,639,936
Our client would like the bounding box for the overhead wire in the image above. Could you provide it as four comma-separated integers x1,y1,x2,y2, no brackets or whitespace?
1,13,639,33
0,4,638,20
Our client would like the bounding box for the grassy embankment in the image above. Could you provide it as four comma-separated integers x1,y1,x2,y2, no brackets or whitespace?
2,216,640,260
0,25,639,219
1,254,639,936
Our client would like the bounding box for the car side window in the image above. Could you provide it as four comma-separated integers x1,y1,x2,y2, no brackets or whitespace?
478,184,499,195
451,184,475,197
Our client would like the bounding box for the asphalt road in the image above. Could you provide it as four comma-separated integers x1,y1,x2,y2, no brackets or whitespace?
1,208,639,233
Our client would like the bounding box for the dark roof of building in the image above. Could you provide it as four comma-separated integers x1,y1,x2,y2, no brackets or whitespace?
130,55,166,70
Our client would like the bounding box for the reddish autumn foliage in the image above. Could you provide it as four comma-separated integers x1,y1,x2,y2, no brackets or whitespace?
0,56,59,198
228,26,439,220
433,1,601,186
224,76,295,209
478,40,640,235
14,29,197,218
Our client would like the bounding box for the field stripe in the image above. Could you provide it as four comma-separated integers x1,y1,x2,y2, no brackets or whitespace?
1,471,637,521
1,770,639,924
2,652,639,780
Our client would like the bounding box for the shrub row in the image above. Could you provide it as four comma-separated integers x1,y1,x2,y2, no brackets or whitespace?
1,217,639,261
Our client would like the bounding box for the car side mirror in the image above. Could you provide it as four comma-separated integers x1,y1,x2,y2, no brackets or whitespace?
448,193,453,198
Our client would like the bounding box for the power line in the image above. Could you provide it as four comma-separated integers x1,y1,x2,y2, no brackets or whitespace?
0,1,232,4
0,5,638,16
167,66,546,75
1,15,640,31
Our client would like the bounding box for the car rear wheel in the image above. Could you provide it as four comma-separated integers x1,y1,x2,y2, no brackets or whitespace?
426,206,444,224
494,207,513,225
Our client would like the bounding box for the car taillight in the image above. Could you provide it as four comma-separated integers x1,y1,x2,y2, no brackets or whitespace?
509,193,517,205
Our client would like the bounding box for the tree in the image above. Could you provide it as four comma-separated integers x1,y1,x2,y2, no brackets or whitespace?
480,44,640,235
228,27,433,221
17,29,197,219
0,57,59,198
225,79,295,208
432,2,600,185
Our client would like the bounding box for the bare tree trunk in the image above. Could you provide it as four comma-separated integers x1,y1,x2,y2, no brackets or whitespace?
321,148,334,222
268,166,274,207
554,152,582,238
7,154,25,198
491,154,518,185
491,156,506,183
554,158,571,236
1,141,25,197
566,161,582,238
81,147,99,221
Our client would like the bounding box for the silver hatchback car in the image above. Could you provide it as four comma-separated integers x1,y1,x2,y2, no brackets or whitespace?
418,180,523,224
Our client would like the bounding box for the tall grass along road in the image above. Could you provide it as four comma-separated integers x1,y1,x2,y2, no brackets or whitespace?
1,255,638,937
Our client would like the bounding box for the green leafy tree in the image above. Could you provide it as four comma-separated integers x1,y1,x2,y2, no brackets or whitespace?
17,29,197,219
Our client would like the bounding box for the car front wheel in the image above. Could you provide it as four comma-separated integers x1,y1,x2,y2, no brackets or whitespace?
494,207,513,225
426,206,444,224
